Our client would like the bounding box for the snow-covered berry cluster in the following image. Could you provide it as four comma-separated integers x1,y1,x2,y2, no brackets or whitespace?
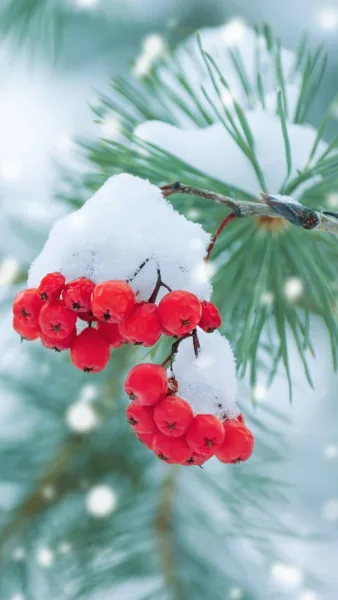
12,270,222,373
12,173,254,465
125,363,254,466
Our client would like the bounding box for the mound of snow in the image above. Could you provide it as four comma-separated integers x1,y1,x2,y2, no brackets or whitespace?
28,174,212,301
173,330,239,419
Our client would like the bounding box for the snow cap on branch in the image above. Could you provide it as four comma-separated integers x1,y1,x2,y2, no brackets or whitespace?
173,330,239,419
28,174,212,301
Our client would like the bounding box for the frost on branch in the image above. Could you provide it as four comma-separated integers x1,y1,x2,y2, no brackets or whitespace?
172,330,239,420
28,174,212,301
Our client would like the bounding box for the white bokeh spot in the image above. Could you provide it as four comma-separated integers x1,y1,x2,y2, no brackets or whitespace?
86,485,117,518
36,547,54,568
221,18,246,46
271,563,303,588
66,402,98,433
318,8,338,30
284,277,304,301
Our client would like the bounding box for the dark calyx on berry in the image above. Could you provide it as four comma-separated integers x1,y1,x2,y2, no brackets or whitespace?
157,452,168,461
40,292,48,301
73,302,81,310
128,417,138,426
84,367,93,373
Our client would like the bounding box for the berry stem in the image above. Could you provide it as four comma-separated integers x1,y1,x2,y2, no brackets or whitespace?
205,212,237,262
148,268,173,303
192,328,200,358
161,328,200,369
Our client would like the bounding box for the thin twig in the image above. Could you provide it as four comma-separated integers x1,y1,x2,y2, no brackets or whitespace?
162,329,200,370
148,268,173,303
161,182,338,235
205,212,237,262
126,257,151,283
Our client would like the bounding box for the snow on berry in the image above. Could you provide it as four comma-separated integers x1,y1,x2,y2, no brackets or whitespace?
198,301,222,333
70,328,110,372
63,277,95,312
185,414,225,457
215,420,254,464
124,363,168,405
38,272,65,302
13,316,40,341
27,174,211,302
92,280,136,323
154,395,194,437
13,288,44,326
39,300,77,340
172,330,239,419
40,328,76,352
158,290,202,336
96,321,125,348
153,431,192,464
126,403,156,434
119,302,162,346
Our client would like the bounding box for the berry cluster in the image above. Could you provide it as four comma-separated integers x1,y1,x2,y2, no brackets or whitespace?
12,272,222,374
125,363,254,466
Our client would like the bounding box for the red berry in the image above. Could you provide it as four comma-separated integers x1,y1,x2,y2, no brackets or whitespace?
13,288,44,326
183,452,210,466
78,311,96,323
215,420,254,464
158,290,202,336
70,327,110,372
119,302,162,347
13,316,40,341
96,321,125,348
40,327,76,352
124,363,168,406
63,277,95,313
92,280,135,323
136,431,155,450
126,403,156,434
198,301,222,333
39,300,77,339
153,431,191,464
185,414,225,457
154,396,193,437
38,272,65,302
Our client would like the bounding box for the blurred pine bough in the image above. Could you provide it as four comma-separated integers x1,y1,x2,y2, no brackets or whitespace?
0,15,337,600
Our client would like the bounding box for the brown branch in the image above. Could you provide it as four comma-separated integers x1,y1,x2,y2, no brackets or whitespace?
161,182,338,235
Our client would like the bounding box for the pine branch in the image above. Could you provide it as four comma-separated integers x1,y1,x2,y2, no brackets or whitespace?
154,467,185,600
161,183,338,235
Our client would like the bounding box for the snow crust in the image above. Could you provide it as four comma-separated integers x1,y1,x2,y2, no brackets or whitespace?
28,174,212,302
173,330,239,419
136,110,327,199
